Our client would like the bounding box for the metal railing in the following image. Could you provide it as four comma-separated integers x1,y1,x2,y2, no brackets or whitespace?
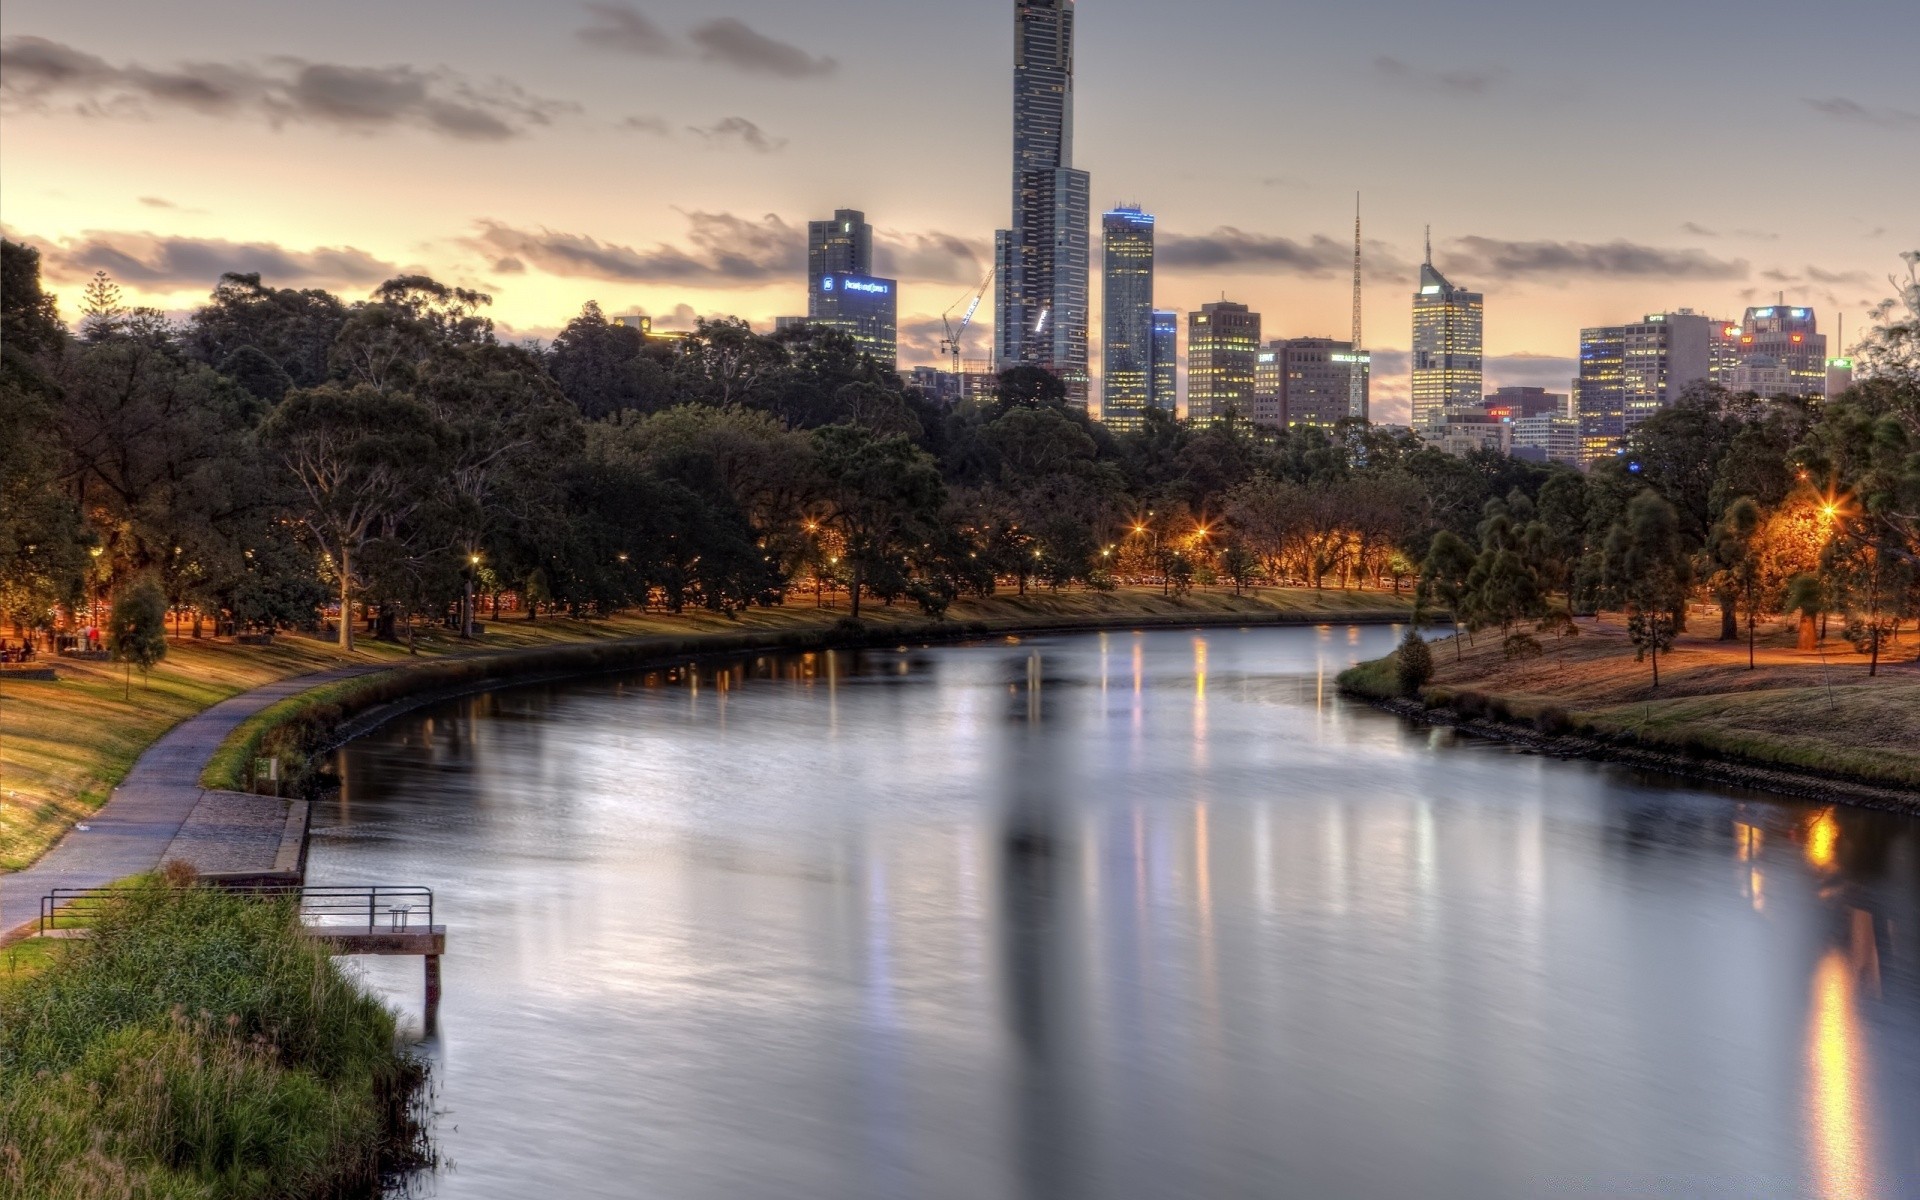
39,884,435,936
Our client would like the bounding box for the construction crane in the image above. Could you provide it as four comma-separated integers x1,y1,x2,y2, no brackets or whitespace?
940,266,995,383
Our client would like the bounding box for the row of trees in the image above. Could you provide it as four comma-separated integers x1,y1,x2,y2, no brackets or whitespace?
3,238,1916,672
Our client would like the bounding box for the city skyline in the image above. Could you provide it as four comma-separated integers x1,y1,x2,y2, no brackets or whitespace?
2,0,1915,424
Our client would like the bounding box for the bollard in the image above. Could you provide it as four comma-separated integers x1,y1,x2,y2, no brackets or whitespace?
425,954,442,1012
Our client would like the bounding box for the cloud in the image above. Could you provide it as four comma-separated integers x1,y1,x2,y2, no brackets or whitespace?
875,231,988,284
1803,97,1920,129
577,4,677,56
574,8,834,78
1486,353,1578,391
689,18,835,78
686,115,784,152
138,196,178,209
1159,228,1409,278
1444,236,1749,281
618,114,670,135
1373,56,1507,97
0,35,573,140
466,211,802,285
24,229,396,288
1681,222,1718,237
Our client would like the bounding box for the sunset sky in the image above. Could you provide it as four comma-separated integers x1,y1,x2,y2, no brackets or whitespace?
3,0,1915,422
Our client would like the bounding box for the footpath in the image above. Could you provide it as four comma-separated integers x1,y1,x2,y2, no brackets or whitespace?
0,664,383,942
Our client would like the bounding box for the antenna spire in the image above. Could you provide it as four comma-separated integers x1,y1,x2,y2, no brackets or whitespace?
1349,193,1365,420
1424,224,1432,266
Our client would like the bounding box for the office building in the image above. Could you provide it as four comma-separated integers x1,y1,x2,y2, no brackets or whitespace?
1150,310,1178,415
1574,311,1715,465
811,272,898,368
1483,386,1567,420
807,210,873,285
1728,304,1827,398
1101,206,1155,432
1187,302,1260,424
1510,413,1581,465
995,0,1091,408
1827,354,1855,397
1410,244,1483,430
1254,337,1371,429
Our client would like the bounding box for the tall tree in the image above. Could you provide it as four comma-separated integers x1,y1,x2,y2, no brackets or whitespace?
1603,492,1692,687
810,425,946,619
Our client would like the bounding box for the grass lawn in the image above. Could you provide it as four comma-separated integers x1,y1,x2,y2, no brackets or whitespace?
1353,613,1920,788
3,586,1413,872
0,937,67,994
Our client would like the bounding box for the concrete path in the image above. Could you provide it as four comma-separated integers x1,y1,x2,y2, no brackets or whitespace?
0,663,384,940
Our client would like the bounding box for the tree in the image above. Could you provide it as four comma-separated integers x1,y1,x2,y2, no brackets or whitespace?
109,576,168,699
993,364,1067,412
1707,497,1764,666
810,425,947,620
260,385,439,650
1784,573,1826,652
1417,530,1477,659
1826,524,1912,676
1603,492,1692,687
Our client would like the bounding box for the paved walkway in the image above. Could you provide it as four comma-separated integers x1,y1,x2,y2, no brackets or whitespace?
0,664,384,939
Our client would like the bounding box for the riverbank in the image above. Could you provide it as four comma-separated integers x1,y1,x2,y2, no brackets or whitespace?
0,871,426,1197
1339,616,1920,807
3,586,1413,872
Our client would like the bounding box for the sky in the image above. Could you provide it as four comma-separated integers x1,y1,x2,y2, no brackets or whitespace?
2,0,1916,424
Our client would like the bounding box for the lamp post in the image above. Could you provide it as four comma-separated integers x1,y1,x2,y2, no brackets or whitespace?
463,553,480,639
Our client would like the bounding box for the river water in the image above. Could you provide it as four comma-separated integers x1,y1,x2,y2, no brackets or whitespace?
312,625,1920,1199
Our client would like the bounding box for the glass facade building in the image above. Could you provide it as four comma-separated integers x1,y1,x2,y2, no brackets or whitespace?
807,210,873,290
1410,259,1483,430
1150,310,1178,415
1574,312,1714,465
995,0,1091,408
1100,207,1155,432
812,272,898,369
1253,338,1370,429
1187,302,1260,424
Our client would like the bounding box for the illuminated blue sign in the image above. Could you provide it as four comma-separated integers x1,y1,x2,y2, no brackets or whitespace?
821,273,892,296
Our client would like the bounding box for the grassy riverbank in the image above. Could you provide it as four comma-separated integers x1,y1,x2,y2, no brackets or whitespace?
1340,616,1920,790
0,873,423,1199
3,586,1413,869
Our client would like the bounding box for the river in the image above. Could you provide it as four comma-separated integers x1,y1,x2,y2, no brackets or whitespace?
311,624,1920,1199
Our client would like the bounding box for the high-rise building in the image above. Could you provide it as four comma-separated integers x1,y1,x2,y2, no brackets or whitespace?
1410,242,1484,430
1150,310,1178,415
1574,312,1715,464
1101,206,1155,432
811,272,898,368
1187,302,1260,424
807,210,873,286
1254,338,1370,429
1728,304,1827,398
995,0,1091,408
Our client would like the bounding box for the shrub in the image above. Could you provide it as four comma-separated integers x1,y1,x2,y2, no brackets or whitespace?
0,877,427,1196
1503,632,1544,661
1535,705,1573,736
1394,629,1434,696
1487,696,1514,722
1452,690,1489,718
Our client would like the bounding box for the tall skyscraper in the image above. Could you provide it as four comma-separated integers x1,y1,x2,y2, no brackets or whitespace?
1100,206,1155,432
1574,312,1714,464
1150,310,1178,415
1410,237,1483,430
995,0,1091,408
1187,302,1260,424
808,210,873,286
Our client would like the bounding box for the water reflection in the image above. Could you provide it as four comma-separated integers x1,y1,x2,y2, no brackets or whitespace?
316,627,1920,1200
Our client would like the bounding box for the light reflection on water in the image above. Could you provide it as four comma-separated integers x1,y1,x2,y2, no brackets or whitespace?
313,626,1920,1200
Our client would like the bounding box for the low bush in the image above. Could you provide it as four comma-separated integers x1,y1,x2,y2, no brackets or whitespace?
1487,696,1515,723
1535,705,1573,736
1452,690,1489,718
0,875,426,1198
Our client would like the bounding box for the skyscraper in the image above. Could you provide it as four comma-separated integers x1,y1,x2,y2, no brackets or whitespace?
1410,239,1483,430
1187,302,1260,424
803,207,896,368
1253,338,1370,430
1574,312,1714,464
808,210,873,285
1150,310,1178,415
1100,206,1155,432
1728,304,1827,398
995,0,1091,408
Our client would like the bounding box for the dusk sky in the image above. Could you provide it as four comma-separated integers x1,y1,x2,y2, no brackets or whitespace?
3,0,1915,422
